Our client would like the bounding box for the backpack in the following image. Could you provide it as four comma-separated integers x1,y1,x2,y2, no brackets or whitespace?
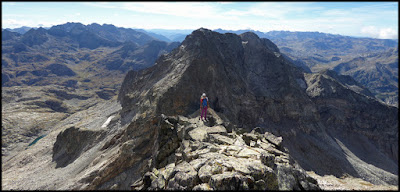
202,97,208,107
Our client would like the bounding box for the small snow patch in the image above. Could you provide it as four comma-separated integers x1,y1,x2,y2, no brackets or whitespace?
101,115,115,128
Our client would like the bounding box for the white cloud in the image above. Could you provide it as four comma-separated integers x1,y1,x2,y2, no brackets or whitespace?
82,2,118,9
243,2,323,18
120,2,220,19
2,18,58,28
223,9,248,17
2,19,27,28
378,28,398,39
361,26,379,36
361,26,398,39
321,9,351,17
217,2,234,5
2,2,17,6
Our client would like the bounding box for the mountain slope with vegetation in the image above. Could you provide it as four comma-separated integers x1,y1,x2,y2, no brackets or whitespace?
1,22,179,158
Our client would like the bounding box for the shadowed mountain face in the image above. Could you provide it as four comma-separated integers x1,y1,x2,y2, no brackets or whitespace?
119,29,315,128
263,32,398,107
119,28,398,185
213,29,399,106
303,71,398,176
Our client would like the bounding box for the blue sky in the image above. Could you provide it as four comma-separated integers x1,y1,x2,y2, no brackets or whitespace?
2,1,398,39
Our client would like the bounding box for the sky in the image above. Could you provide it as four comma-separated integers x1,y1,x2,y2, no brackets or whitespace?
2,1,398,39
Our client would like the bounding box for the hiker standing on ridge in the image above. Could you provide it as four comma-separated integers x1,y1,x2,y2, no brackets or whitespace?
200,93,208,121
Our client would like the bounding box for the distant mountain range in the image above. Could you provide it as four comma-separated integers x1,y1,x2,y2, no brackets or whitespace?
2,22,180,89
333,47,398,105
3,26,51,34
214,29,397,66
1,22,181,161
4,25,191,43
135,28,193,42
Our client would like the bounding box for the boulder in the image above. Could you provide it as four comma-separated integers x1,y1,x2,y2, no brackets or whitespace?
189,158,208,171
193,183,213,190
208,133,234,145
264,132,283,149
276,164,319,190
208,172,253,190
52,126,103,168
187,125,227,142
242,132,260,146
198,162,224,183
167,161,199,190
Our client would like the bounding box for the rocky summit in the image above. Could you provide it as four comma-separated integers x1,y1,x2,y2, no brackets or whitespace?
2,28,398,190
131,110,320,190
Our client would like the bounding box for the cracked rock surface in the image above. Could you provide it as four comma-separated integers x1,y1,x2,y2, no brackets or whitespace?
132,110,320,190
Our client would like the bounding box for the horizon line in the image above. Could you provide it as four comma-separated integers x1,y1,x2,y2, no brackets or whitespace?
2,22,398,41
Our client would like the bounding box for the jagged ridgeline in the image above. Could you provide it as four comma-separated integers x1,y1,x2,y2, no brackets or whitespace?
119,28,312,127
117,28,397,189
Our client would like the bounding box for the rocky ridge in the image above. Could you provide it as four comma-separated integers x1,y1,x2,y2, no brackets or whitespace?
1,101,320,190
131,109,320,190
118,28,316,130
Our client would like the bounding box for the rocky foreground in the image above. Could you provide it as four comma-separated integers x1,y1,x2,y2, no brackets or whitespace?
2,98,397,190
132,108,320,190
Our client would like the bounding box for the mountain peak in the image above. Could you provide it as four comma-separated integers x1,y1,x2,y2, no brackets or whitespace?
24,27,46,35
119,29,310,128
21,27,49,46
2,29,21,41
239,31,260,39
197,27,213,32
188,27,219,39
240,31,280,53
